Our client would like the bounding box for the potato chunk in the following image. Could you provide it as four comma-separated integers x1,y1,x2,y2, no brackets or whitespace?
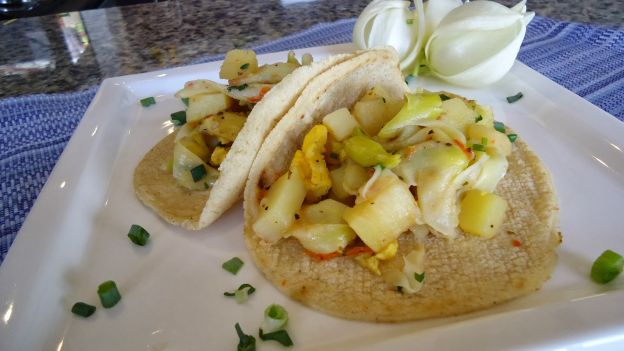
219,49,259,80
290,224,356,254
187,93,233,123
459,190,508,238
322,108,360,141
301,199,348,224
198,111,246,144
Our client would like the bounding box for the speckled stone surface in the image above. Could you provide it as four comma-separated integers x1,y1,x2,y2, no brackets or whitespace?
0,0,622,98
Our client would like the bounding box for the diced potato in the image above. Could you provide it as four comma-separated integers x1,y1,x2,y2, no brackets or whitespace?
370,85,403,118
210,146,229,166
172,142,219,190
322,108,360,141
329,166,350,201
175,79,224,99
352,96,390,136
342,170,419,252
301,199,348,224
187,93,233,122
475,104,494,127
459,190,508,238
178,134,211,162
467,124,512,157
343,161,369,195
219,49,259,80
290,224,356,254
198,111,246,144
440,97,478,133
230,62,299,85
252,171,307,243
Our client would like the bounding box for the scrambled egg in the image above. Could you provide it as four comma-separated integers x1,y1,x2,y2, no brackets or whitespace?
290,125,332,201
355,240,399,275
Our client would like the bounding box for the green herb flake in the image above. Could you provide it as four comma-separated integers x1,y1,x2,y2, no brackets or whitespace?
228,83,249,92
439,94,451,101
259,329,294,347
170,110,187,126
181,97,189,106
190,164,207,182
222,257,244,275
481,137,488,146
97,280,121,308
414,272,425,283
471,143,486,152
140,97,156,107
127,224,150,246
475,115,483,123
235,323,256,351
506,92,524,103
507,133,518,143
494,121,506,133
591,250,624,284
240,63,250,70
71,302,96,317
406,18,414,25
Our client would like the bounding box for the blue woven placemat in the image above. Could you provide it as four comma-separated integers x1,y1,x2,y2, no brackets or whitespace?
1,16,623,264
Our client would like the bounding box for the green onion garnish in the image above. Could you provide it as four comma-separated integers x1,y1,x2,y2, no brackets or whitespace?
240,63,250,70
235,323,256,351
506,92,524,103
127,224,150,246
494,121,506,133
222,257,244,275
260,304,288,333
507,133,518,143
190,164,207,182
414,272,425,283
591,250,624,284
406,19,414,25
228,84,249,92
471,143,486,152
481,137,488,146
170,111,187,126
224,284,256,304
475,115,483,123
97,280,121,308
71,302,96,317
181,97,189,106
439,94,451,101
259,329,294,347
140,97,156,107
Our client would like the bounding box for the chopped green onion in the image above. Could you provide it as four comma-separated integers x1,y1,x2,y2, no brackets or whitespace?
471,143,486,152
414,272,425,283
494,121,506,133
591,250,624,284
228,84,249,92
140,97,156,107
97,280,121,308
439,94,451,101
260,304,288,333
181,97,189,106
170,111,187,126
190,164,207,182
240,63,250,70
235,323,256,351
127,224,150,246
222,257,244,275
406,19,414,25
475,115,483,123
506,92,524,103
224,284,256,304
71,302,96,317
259,329,293,347
481,137,488,146
507,133,518,143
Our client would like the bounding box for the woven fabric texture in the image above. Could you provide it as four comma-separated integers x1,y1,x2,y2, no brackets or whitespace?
1,16,623,263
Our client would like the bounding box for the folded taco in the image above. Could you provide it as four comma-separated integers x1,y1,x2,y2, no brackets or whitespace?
133,50,359,230
243,48,561,322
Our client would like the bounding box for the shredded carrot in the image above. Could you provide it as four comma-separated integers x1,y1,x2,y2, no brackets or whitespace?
345,246,374,257
453,139,474,160
404,145,417,158
512,239,522,247
304,250,340,261
248,86,272,103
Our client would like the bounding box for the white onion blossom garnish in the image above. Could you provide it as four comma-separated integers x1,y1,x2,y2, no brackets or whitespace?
353,0,534,87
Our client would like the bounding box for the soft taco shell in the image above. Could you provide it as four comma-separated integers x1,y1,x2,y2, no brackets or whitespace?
134,52,358,230
243,48,561,322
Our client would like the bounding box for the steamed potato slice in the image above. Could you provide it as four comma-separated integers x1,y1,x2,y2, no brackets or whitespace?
219,49,259,80
187,93,233,123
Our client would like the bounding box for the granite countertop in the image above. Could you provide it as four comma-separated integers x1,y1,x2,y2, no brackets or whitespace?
0,0,622,98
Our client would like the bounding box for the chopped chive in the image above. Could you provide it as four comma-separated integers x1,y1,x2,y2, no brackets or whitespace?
227,83,249,92
382,97,386,103
97,280,121,308
181,97,189,106
475,115,483,123
406,18,414,25
259,329,294,347
140,97,156,107
224,283,256,304
240,63,250,70
71,302,96,317
127,224,150,246
506,92,524,103
507,133,518,143
439,94,451,101
471,143,486,152
414,272,425,283
222,257,244,275
494,121,506,133
591,250,624,284
170,110,187,126
481,137,488,146
235,323,256,351
190,164,207,182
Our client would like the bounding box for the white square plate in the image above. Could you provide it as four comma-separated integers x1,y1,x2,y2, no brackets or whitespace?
1,44,623,350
